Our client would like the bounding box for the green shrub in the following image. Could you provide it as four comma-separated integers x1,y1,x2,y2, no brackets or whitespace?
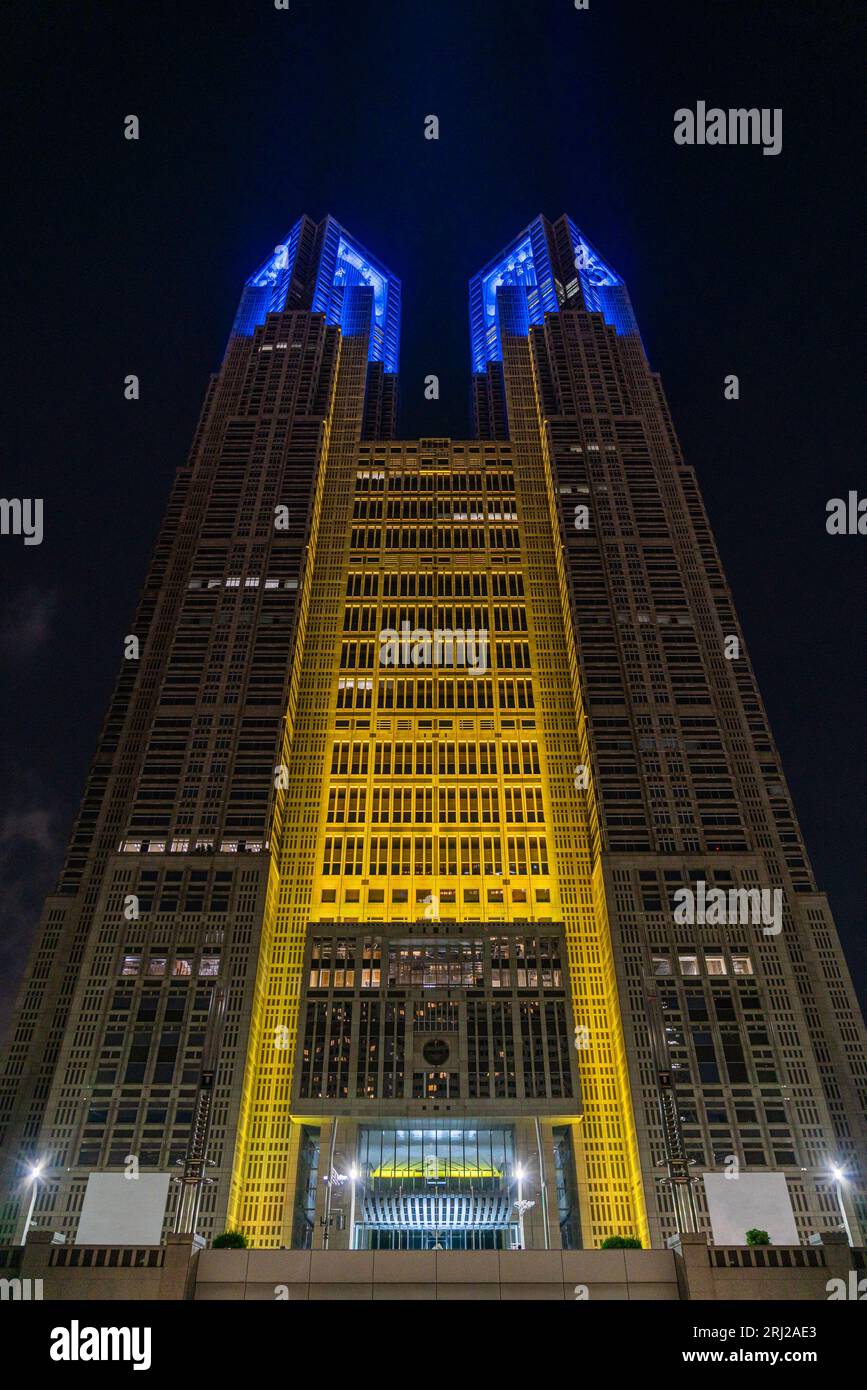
600,1234,642,1249
745,1228,771,1247
212,1230,248,1249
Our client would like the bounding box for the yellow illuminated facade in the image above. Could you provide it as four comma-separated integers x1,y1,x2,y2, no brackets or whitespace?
6,219,861,1262
227,314,646,1248
5,214,864,1254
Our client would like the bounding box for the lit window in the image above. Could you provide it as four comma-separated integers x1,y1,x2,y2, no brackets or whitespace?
705,954,727,976
173,958,193,977
121,955,141,976
148,958,167,977
652,955,672,976
199,957,220,977
732,954,754,976
678,954,700,976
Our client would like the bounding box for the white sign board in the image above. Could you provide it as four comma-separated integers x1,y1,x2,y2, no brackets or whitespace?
703,1171,798,1245
76,1173,171,1245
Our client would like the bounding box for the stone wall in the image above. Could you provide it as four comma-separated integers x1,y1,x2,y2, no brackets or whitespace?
3,1229,863,1301
193,1247,678,1300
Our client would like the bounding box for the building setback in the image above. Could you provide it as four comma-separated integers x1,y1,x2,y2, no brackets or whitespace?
1,214,864,1254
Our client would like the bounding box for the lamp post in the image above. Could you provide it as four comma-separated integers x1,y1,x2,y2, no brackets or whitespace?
516,1164,524,1247
831,1165,855,1246
513,1164,537,1249
22,1162,43,1243
348,1165,359,1250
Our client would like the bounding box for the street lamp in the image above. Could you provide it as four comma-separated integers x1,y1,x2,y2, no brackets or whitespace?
514,1164,527,1249
348,1164,359,1251
22,1162,44,1243
830,1164,855,1246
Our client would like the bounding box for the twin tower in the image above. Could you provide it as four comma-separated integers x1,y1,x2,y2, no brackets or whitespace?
1,215,863,1253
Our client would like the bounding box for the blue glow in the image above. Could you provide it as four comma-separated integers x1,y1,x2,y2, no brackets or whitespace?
313,218,401,374
470,216,638,371
235,216,400,372
469,218,558,374
566,217,638,338
233,218,304,337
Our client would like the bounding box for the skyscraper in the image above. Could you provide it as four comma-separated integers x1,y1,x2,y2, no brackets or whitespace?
1,214,864,1255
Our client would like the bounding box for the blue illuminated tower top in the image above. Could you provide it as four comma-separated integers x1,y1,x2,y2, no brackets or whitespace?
469,214,637,374
233,215,401,375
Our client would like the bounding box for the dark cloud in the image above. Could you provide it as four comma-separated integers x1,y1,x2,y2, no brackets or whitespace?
0,587,57,660
0,799,62,1045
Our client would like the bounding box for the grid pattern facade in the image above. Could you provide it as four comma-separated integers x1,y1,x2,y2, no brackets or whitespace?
484,213,867,1246
1,211,864,1257
226,423,626,1246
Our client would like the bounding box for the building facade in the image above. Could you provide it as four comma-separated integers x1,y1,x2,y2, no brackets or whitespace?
1,214,864,1256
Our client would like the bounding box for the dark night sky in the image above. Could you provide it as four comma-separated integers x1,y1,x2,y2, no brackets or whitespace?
0,0,864,1037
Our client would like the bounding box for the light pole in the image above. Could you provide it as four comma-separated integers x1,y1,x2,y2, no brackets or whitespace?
514,1164,529,1249
831,1165,855,1246
22,1162,43,1243
517,1164,524,1247
348,1165,359,1250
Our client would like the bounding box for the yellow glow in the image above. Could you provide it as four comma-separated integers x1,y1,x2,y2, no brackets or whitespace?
228,328,647,1249
370,1161,501,1180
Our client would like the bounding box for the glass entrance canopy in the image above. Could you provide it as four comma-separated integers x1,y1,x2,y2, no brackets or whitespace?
353,1125,518,1251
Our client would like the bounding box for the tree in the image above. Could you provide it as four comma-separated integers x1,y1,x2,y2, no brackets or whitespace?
600,1234,642,1249
213,1230,248,1249
745,1228,771,1246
